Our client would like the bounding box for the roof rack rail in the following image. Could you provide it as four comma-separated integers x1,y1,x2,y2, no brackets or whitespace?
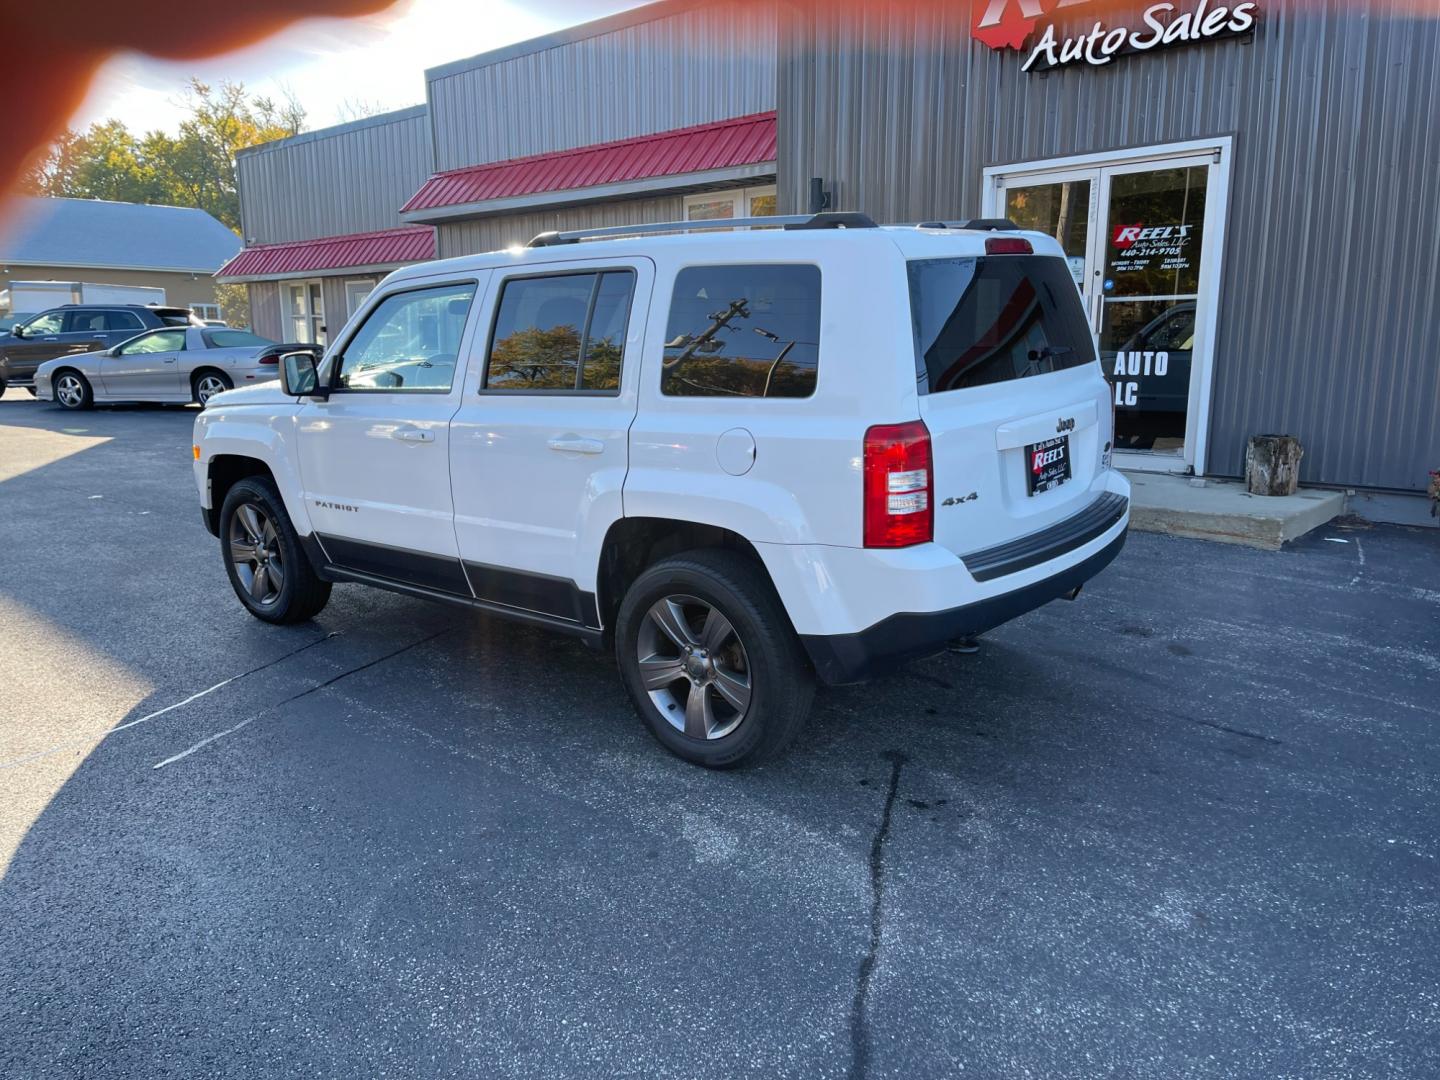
915,218,1022,232
527,211,878,247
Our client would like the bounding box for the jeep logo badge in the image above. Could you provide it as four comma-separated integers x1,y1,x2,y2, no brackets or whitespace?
1056,416,1076,433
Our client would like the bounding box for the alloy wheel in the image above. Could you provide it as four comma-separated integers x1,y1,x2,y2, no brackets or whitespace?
636,593,752,740
197,375,228,405
56,374,85,408
228,502,285,606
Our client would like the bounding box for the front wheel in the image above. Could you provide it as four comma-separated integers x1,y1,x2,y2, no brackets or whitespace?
53,370,93,410
219,477,331,624
615,549,814,768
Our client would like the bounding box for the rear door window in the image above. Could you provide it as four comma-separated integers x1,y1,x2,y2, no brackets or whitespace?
661,264,820,398
484,270,636,393
908,256,1096,393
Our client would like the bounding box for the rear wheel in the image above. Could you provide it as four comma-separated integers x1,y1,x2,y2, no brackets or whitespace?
616,549,814,768
53,370,93,410
194,370,232,406
219,477,331,624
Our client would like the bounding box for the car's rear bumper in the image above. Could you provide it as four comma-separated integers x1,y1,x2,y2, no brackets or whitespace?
798,524,1127,684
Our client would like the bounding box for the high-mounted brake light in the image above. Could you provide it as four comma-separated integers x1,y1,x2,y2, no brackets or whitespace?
984,237,1031,256
863,421,933,548
985,237,1033,255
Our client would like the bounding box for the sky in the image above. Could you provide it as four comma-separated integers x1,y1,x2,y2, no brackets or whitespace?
74,0,647,135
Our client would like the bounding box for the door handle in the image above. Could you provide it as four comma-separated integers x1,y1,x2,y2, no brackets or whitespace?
164,358,177,363
392,428,435,443
547,435,604,455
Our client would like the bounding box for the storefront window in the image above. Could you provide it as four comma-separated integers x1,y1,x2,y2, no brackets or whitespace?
1099,166,1208,452
1006,179,1091,292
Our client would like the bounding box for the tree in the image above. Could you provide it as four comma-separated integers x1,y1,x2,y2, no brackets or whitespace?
20,79,304,231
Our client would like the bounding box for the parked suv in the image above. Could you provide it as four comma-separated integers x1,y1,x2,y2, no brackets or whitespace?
192,214,1130,767
0,303,204,393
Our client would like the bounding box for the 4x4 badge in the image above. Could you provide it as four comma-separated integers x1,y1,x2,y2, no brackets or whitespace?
1056,416,1076,433
941,492,979,507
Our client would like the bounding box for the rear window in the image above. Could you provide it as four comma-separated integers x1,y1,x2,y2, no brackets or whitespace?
908,256,1096,394
203,330,273,349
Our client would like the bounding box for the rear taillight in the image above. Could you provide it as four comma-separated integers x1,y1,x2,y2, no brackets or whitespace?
985,236,1033,255
258,353,278,365
863,421,933,548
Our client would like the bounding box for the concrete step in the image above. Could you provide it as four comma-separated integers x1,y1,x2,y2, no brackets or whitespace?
1124,471,1345,550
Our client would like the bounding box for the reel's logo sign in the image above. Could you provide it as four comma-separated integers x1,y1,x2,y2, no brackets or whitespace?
973,0,1259,72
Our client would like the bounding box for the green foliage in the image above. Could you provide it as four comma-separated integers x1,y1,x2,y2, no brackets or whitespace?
213,283,251,329
21,79,305,232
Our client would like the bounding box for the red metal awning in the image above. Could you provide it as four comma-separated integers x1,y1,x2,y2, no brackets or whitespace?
401,112,777,215
216,226,436,280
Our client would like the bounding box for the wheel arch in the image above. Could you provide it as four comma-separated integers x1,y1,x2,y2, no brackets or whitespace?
203,454,277,536
594,517,789,638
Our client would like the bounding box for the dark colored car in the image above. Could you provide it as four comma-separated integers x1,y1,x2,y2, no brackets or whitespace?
0,304,205,394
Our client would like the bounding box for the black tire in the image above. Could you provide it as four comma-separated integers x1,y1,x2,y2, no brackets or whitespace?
193,369,233,406
0,377,7,395
615,549,814,768
219,477,331,624
52,369,93,410
25,386,37,396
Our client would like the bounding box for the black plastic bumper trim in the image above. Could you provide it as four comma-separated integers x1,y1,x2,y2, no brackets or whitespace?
961,492,1129,583
799,526,1127,685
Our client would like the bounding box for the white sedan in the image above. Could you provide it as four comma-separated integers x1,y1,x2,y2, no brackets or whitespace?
34,327,318,409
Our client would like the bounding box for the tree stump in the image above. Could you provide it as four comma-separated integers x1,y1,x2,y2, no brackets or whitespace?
1245,435,1304,496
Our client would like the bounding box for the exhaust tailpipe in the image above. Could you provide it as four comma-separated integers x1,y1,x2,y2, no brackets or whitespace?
1062,584,1083,601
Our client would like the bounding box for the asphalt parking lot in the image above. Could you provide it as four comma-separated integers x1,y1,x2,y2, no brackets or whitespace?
1,386,1437,1080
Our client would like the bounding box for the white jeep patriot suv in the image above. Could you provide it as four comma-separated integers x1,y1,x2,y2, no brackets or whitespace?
193,213,1129,767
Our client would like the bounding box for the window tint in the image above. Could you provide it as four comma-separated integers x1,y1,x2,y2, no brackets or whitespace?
65,310,111,333
908,256,1096,394
106,311,143,331
23,312,64,335
204,330,274,349
337,282,475,392
118,329,186,354
485,270,636,392
661,265,820,398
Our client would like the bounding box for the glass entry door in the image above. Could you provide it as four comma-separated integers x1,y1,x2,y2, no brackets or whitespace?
994,146,1226,473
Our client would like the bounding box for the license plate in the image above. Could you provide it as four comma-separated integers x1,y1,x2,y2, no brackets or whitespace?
1026,436,1071,495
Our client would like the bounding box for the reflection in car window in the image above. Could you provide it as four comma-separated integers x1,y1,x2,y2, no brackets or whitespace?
204,330,274,349
104,311,144,331
118,329,187,354
68,311,111,333
337,282,476,392
22,312,64,335
484,271,635,392
661,265,821,398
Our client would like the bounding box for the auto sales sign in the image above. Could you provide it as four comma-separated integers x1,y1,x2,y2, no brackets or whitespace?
973,0,1259,72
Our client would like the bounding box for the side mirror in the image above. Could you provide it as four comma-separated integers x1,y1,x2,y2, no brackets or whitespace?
10,325,24,338
279,350,327,398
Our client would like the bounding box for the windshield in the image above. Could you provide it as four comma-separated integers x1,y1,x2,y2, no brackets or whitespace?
908,255,1097,393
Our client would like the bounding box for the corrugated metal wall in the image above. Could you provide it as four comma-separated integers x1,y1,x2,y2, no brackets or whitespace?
778,0,1440,493
426,1,776,172
237,107,433,246
248,282,282,341
436,195,686,257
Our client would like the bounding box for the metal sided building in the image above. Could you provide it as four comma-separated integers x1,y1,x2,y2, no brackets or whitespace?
217,106,437,345
775,0,1440,521
401,0,780,253
223,0,1439,521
